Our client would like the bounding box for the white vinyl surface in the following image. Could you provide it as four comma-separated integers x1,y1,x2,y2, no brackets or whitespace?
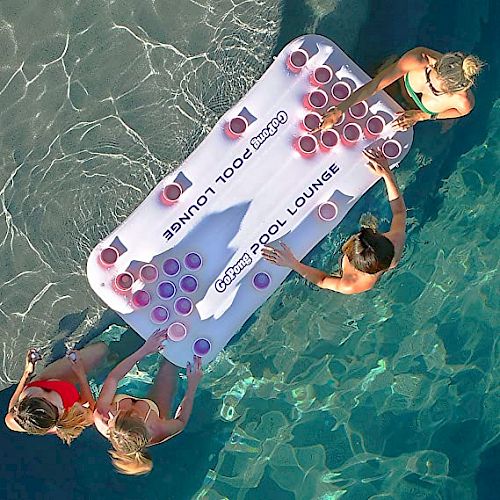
87,35,413,367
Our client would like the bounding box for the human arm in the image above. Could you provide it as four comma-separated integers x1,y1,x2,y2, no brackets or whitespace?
261,243,358,294
67,350,96,410
320,47,440,130
7,349,40,413
95,328,168,415
153,356,203,443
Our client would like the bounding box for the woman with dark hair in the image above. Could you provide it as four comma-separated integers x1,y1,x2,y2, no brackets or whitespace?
262,148,406,294
93,328,203,475
319,49,484,131
5,343,107,444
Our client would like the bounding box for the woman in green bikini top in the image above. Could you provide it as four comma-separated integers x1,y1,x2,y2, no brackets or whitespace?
320,48,484,131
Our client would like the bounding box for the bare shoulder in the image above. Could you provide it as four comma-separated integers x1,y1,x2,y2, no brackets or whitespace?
150,418,185,445
4,412,25,432
399,47,440,69
455,89,475,114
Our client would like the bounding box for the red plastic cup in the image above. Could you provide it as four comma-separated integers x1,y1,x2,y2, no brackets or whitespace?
139,264,158,283
348,101,368,120
287,49,309,72
297,134,318,155
226,116,248,138
168,322,187,342
161,183,183,205
318,202,338,221
99,247,119,267
193,338,211,357
132,290,151,308
311,65,333,86
306,89,328,110
382,140,402,159
331,81,351,101
342,123,362,144
150,306,169,324
302,112,321,132
320,129,339,150
114,272,134,293
366,115,385,136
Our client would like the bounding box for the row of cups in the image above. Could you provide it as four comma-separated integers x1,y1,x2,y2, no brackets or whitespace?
158,322,211,357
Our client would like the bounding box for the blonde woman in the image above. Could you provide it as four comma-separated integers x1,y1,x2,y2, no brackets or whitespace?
5,342,107,444
94,328,203,475
319,49,484,131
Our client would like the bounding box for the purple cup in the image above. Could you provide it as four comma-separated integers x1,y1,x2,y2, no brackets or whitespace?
139,264,158,283
228,116,248,136
307,89,328,110
303,112,321,132
331,81,351,101
150,306,169,324
174,297,193,316
157,281,176,300
180,275,198,294
318,202,338,221
184,252,202,271
320,129,339,149
382,140,402,159
366,115,385,136
193,338,211,357
161,183,183,205
163,258,181,277
348,101,368,120
114,272,134,293
311,65,333,86
252,272,271,290
342,123,362,144
168,322,187,342
99,247,119,267
132,290,151,308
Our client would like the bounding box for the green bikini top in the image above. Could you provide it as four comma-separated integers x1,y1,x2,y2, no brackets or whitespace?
404,73,437,117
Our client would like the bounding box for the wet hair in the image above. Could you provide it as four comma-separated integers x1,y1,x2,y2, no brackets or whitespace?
13,396,91,445
435,52,485,92
108,410,153,476
342,227,395,274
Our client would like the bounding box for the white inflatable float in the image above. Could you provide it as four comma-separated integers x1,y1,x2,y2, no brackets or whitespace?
87,35,413,367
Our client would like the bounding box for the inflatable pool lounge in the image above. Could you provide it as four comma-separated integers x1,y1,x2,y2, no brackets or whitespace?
87,34,413,367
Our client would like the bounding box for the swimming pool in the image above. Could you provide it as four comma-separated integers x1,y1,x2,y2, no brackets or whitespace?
0,0,498,498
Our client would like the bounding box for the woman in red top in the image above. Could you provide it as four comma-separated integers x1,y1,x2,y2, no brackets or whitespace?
5,342,108,444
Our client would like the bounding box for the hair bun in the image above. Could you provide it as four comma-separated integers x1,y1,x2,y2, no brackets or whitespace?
462,55,485,80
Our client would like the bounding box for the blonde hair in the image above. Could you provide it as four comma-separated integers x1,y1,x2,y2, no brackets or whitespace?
12,397,92,445
108,411,153,475
435,52,485,92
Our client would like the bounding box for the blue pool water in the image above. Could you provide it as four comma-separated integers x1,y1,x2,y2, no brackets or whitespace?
0,0,498,499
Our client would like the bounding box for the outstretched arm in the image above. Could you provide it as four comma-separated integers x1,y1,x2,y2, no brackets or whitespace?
7,350,39,412
95,329,168,415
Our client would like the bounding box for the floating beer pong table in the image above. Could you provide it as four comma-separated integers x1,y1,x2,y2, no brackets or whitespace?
87,35,413,367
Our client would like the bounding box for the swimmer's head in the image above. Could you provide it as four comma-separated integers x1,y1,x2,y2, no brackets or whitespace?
108,410,152,475
13,396,59,434
434,52,485,92
342,227,395,274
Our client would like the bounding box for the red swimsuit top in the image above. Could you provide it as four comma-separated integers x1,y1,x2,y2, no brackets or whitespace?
25,380,80,409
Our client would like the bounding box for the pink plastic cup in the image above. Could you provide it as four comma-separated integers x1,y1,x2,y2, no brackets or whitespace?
311,65,333,86
151,306,169,324
252,272,271,290
297,134,318,155
302,112,321,132
179,275,198,294
99,247,119,267
331,81,351,101
287,49,309,72
193,338,211,357
161,183,183,205
174,297,193,316
132,290,151,309
184,252,202,271
348,101,368,120
382,139,402,159
366,115,385,136
320,129,339,150
342,123,362,144
318,202,338,221
168,322,187,342
139,264,158,283
114,272,134,293
306,89,328,110
227,116,248,138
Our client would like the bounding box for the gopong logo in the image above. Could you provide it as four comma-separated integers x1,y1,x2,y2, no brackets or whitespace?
214,253,253,293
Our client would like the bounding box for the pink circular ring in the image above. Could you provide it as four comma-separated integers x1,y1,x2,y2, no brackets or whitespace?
298,134,318,155
342,122,362,144
161,183,183,205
